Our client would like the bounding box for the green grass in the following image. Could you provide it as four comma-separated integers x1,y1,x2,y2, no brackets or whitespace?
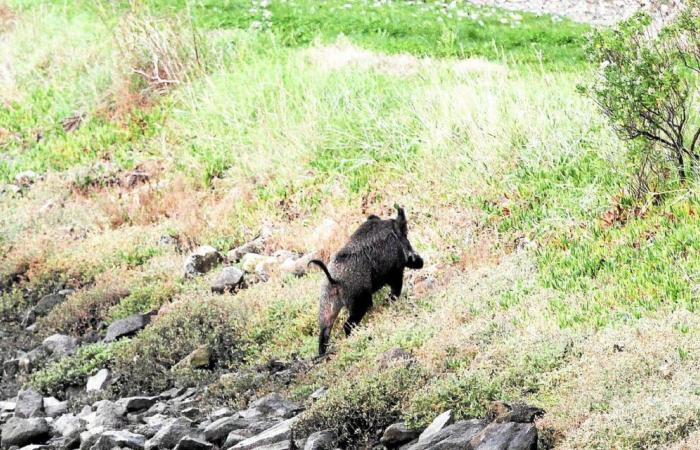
147,0,589,68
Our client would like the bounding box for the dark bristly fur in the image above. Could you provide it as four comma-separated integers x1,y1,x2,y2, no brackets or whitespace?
310,205,424,356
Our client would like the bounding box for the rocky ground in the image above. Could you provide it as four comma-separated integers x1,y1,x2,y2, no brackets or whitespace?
468,0,684,25
0,228,543,450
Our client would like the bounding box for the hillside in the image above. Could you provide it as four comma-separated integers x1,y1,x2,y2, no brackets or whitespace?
1,1,699,449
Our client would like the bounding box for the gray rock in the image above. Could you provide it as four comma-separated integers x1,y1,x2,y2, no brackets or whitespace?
0,401,16,412
104,313,151,342
158,387,186,400
240,254,273,274
14,171,38,186
91,430,145,450
208,408,233,421
134,414,170,439
380,422,420,448
17,445,49,450
211,267,245,294
487,402,545,424
203,416,249,444
173,436,214,450
144,417,193,450
18,348,47,373
230,416,299,450
83,401,126,430
117,397,158,413
58,289,75,297
404,420,484,450
239,393,301,420
309,387,327,401
172,346,210,370
469,422,537,450
22,293,66,325
226,237,266,263
183,246,223,277
145,402,169,417
86,369,111,392
15,390,44,418
303,430,336,450
43,397,68,417
3,358,19,377
376,348,415,370
181,408,200,420
51,413,83,437
1,417,50,448
79,427,106,450
418,410,453,443
42,334,79,356
222,433,247,449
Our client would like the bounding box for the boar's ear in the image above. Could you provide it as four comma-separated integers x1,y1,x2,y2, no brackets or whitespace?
394,204,407,235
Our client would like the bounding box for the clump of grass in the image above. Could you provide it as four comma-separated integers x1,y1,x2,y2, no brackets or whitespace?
114,9,205,96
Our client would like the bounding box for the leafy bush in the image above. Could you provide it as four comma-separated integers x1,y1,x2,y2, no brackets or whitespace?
580,3,700,183
28,342,128,396
295,367,425,446
110,297,245,395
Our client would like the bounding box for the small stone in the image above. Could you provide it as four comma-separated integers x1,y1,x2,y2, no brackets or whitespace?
15,390,44,418
0,401,16,412
230,416,299,450
222,432,247,449
86,369,111,392
79,427,105,450
309,387,327,401
183,246,223,277
211,267,245,294
104,313,152,342
181,408,200,420
172,346,211,371
82,401,126,430
303,430,336,450
3,358,19,377
203,416,250,445
144,417,193,450
42,334,79,356
240,253,272,273
117,397,159,413
43,397,68,417
418,410,453,443
376,348,414,370
14,171,38,186
0,417,50,448
380,422,420,448
240,393,302,420
18,348,47,373
469,421,536,450
158,387,186,400
33,294,66,317
226,235,267,263
403,420,484,450
173,436,214,450
51,413,83,437
91,430,146,450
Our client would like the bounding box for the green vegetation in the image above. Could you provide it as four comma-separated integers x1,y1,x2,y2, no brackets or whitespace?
29,341,129,395
2,0,700,448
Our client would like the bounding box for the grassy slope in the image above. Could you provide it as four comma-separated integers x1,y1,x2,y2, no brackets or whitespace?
1,1,700,449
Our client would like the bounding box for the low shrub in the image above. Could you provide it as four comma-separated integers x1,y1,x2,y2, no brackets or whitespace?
110,296,245,395
295,366,425,446
28,342,128,397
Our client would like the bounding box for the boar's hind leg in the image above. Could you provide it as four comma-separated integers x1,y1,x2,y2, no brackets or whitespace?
343,293,372,336
319,296,342,356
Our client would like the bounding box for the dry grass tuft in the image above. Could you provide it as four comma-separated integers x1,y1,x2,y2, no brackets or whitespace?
115,11,203,96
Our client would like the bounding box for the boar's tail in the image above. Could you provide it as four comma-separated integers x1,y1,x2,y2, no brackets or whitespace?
309,259,338,284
